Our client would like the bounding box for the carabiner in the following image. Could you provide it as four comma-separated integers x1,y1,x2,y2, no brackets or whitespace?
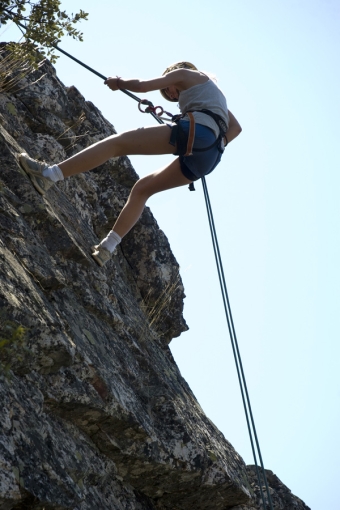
152,106,164,117
138,99,153,113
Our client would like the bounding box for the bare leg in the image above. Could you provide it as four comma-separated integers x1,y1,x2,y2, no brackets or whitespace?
56,123,192,250
112,158,191,238
59,125,175,178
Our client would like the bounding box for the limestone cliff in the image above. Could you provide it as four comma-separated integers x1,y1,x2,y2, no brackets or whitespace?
0,44,310,510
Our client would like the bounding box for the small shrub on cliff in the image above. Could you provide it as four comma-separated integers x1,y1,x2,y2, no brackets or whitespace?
0,0,88,66
0,42,45,91
141,272,182,340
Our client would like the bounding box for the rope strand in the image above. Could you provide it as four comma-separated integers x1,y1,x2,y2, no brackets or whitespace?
202,177,274,510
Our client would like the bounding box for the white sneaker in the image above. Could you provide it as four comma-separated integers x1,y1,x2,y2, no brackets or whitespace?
19,153,54,195
91,245,111,267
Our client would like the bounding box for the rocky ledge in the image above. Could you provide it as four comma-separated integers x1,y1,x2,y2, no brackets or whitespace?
0,44,310,510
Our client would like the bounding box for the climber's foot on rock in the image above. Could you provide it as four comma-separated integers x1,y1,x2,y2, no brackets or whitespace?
91,245,111,267
19,153,54,195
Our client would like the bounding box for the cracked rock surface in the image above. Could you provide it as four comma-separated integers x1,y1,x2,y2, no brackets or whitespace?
0,44,310,510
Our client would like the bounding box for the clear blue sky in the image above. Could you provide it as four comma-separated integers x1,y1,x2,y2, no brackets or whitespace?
2,1,339,508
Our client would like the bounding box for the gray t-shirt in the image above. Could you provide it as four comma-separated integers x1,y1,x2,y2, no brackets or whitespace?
178,79,229,137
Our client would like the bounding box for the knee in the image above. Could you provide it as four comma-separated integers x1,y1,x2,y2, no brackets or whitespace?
130,176,153,200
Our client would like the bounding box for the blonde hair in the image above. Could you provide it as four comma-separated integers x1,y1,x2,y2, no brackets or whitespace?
160,61,198,102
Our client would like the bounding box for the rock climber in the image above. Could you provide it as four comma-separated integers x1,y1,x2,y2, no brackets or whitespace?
19,61,242,266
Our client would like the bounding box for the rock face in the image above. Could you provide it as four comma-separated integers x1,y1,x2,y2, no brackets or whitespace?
0,44,310,510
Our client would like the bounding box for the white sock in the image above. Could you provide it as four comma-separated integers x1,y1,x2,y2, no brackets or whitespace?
42,164,64,182
99,230,121,253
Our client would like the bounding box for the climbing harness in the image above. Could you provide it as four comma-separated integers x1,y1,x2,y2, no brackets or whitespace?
167,110,227,192
170,111,197,156
171,109,227,156
6,16,274,508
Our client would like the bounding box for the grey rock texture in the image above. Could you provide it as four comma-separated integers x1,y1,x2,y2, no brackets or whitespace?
0,44,310,510
233,466,311,510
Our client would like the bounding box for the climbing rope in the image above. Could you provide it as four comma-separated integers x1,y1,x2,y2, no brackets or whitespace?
202,177,274,509
7,16,274,508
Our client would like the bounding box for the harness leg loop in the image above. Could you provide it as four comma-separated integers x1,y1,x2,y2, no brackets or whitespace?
184,112,195,156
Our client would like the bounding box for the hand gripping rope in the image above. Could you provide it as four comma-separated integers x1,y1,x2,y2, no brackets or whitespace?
8,15,274,508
